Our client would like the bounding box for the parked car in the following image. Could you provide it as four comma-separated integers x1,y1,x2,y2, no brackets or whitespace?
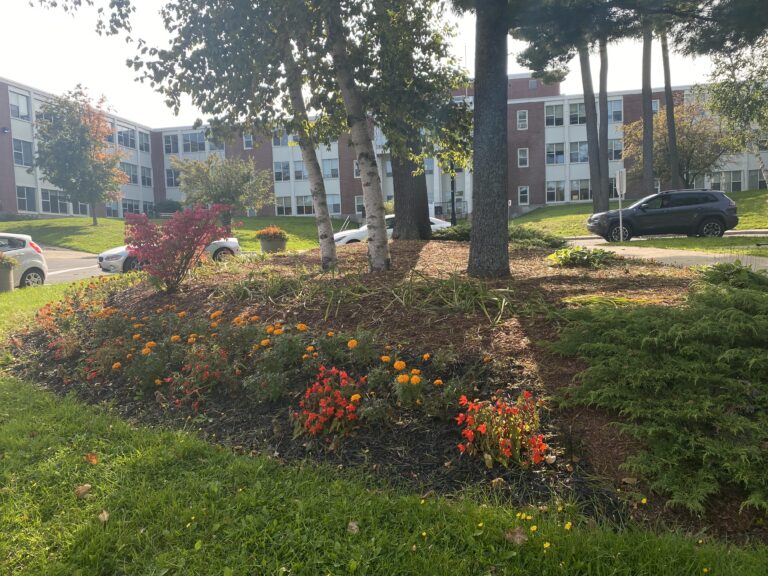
586,190,739,242
97,238,241,273
0,233,48,287
334,215,451,245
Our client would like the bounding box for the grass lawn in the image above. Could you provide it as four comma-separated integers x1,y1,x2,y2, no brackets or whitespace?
514,189,768,237
0,215,352,254
631,236,768,257
0,283,71,336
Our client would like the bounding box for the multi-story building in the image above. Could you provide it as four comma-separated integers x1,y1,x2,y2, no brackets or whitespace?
1,74,765,221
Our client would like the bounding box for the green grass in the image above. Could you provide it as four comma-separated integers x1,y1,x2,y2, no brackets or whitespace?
0,215,352,254
513,189,768,237
631,236,768,257
0,283,71,336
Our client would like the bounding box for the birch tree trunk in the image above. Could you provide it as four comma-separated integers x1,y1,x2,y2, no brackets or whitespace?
467,0,510,278
284,44,337,271
750,141,768,184
323,6,390,272
642,23,655,195
661,32,682,189
597,37,610,211
579,45,602,213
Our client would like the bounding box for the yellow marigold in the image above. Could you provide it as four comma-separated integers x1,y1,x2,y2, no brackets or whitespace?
433,379,444,386
306,345,315,353
177,311,187,318
564,521,572,531
170,335,181,343
397,374,410,384
380,355,391,363
327,331,335,337
146,341,157,348
112,362,121,370
410,368,421,375
393,360,406,371
347,339,358,350
132,334,142,341
296,323,308,332
266,325,275,334
350,393,361,403
141,347,152,355
210,310,223,320
260,338,271,347
410,375,422,385
422,353,431,361
210,321,219,329
273,328,284,336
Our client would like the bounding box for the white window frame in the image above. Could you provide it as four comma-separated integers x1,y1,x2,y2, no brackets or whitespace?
164,134,179,154
294,160,308,180
608,139,623,161
273,161,290,182
608,100,623,123
141,166,153,187
326,194,341,214
166,168,181,187
138,131,150,153
546,180,566,203
120,162,139,185
545,104,564,127
516,110,528,130
275,196,292,216
355,195,364,214
569,179,591,201
10,92,31,121
243,134,254,150
517,148,529,168
182,131,206,153
518,185,529,205
546,143,565,165
322,158,339,179
121,198,141,215
295,195,314,215
117,126,136,149
16,186,36,212
569,141,589,164
569,103,586,125
12,139,33,167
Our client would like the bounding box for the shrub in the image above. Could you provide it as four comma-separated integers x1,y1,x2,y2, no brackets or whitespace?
0,253,18,269
546,246,619,268
125,204,228,292
456,391,548,469
254,225,288,240
154,199,183,215
695,260,768,290
432,222,566,248
292,366,363,437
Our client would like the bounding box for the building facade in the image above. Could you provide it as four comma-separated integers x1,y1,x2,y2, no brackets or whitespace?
1,74,766,221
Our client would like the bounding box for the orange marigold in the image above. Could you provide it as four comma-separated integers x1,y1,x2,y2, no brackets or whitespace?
397,374,410,384
393,360,406,371
347,339,358,350
112,362,121,370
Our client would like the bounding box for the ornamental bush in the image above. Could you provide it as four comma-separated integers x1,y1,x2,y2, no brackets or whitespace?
125,204,228,292
546,246,619,269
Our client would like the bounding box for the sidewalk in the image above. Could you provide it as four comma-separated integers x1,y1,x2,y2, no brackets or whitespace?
565,229,768,241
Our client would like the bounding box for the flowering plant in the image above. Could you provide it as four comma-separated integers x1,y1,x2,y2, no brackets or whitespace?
0,252,18,269
293,366,363,437
456,391,549,469
254,225,288,240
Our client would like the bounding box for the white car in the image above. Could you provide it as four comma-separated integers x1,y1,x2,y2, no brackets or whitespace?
0,233,48,287
98,238,241,273
334,215,451,245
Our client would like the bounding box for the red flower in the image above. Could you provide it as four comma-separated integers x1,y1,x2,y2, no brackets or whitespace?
523,390,532,399
459,395,468,406
477,423,487,435
457,443,466,454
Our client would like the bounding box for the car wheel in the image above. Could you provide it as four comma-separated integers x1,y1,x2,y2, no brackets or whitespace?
19,268,45,288
123,257,141,273
698,218,724,237
213,248,234,261
607,223,632,242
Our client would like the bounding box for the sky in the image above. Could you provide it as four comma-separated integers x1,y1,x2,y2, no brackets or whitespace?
1,0,714,128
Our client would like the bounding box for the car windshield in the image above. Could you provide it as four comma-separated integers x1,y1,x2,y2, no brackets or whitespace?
627,194,659,209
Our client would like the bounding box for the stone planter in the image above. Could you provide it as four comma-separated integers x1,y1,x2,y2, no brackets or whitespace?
0,267,14,292
259,237,287,253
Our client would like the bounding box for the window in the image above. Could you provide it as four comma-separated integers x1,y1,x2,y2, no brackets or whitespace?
546,143,565,165
607,100,623,123
35,102,54,123
273,161,290,182
166,168,181,187
652,99,660,115
327,194,341,214
528,79,538,90
609,177,618,199
41,189,69,214
117,126,136,149
16,186,35,212
243,134,254,149
208,138,224,151
10,92,30,121
164,135,179,154
569,103,586,125
517,148,529,168
608,139,623,161
385,160,393,177
294,161,308,180
182,131,206,153
355,195,365,214
105,121,115,143
12,139,33,167
121,198,141,215
105,202,120,218
296,195,314,215
142,201,154,216
120,162,138,185
272,130,289,147
748,169,767,190
322,158,339,179
424,158,434,175
546,180,565,203
569,141,589,164
518,185,529,205
72,201,89,215
0,236,25,251
517,110,528,130
545,104,563,127
570,179,591,201
275,196,292,215
141,166,152,187
353,160,361,178
713,170,742,192
139,131,150,152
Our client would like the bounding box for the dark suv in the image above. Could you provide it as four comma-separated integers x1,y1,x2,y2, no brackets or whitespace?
586,190,739,242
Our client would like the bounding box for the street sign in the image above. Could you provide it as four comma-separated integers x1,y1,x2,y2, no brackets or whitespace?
616,168,627,199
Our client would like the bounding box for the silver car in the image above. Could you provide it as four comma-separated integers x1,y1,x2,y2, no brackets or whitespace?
0,232,48,287
334,215,451,245
97,238,241,273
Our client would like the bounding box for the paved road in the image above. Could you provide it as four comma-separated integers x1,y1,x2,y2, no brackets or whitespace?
42,245,107,285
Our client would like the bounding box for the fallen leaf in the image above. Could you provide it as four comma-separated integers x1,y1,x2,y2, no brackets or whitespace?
347,520,360,534
490,477,506,490
84,452,99,465
621,477,639,485
505,527,528,545
74,484,92,499
98,509,109,524
545,454,557,464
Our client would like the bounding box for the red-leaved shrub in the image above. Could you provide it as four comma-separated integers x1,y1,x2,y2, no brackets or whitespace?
125,204,228,292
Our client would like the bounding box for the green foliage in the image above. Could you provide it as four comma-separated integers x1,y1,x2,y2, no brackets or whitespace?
432,222,566,249
554,266,768,512
546,246,619,269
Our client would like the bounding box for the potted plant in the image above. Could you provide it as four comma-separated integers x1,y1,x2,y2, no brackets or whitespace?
0,253,18,292
255,225,288,253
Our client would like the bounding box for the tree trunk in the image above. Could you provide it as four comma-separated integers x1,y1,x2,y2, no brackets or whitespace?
750,141,768,185
661,32,682,189
467,0,510,279
391,149,431,240
91,202,98,226
597,37,610,211
641,22,655,195
284,43,337,271
323,6,390,272
579,45,602,213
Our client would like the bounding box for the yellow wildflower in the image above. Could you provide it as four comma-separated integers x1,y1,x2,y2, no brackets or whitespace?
530,525,537,532
543,542,551,550
564,521,572,531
